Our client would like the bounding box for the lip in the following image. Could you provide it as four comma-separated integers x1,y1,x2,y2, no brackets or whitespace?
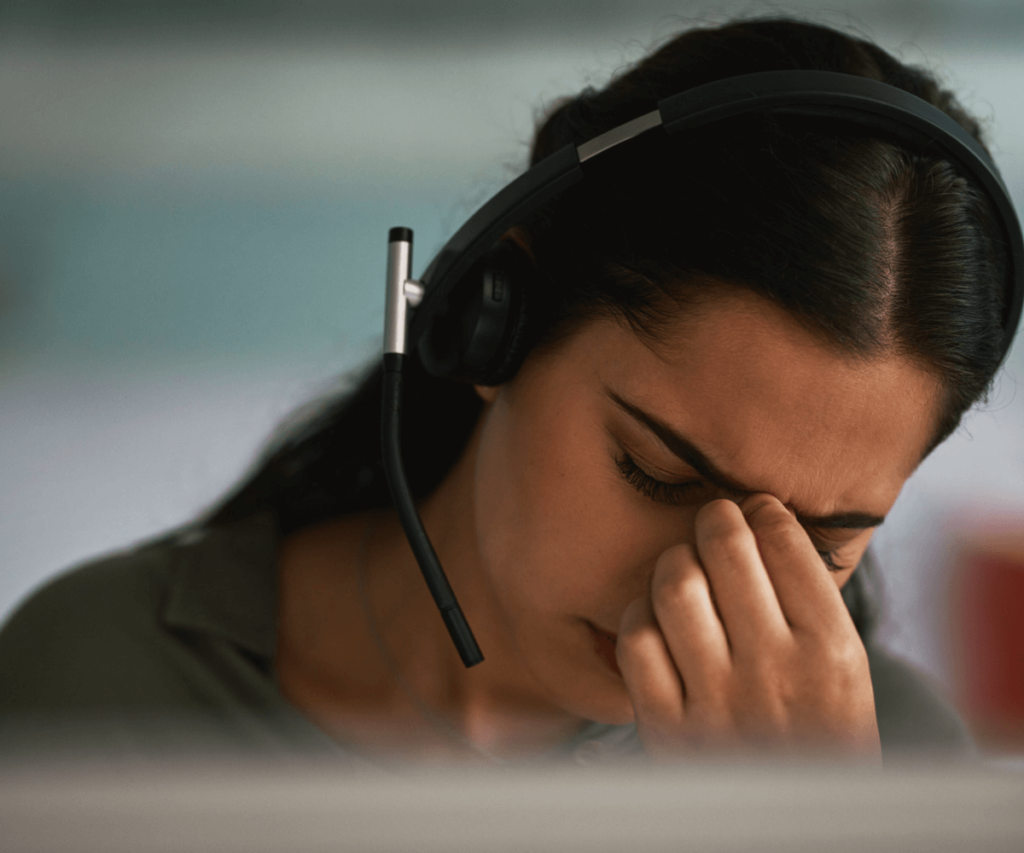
587,622,621,677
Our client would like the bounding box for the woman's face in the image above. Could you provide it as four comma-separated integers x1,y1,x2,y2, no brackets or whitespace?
467,288,941,725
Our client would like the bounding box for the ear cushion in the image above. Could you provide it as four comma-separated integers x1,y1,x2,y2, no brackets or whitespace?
416,242,536,385
479,264,532,385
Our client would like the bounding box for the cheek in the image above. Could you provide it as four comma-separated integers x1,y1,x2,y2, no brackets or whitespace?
471,396,584,604
471,396,696,622
472,397,618,608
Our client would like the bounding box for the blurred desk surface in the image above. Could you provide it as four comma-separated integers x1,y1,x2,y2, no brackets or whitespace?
2,759,1022,852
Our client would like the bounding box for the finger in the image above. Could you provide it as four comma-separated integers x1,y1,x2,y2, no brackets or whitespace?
739,494,848,632
649,543,732,696
616,595,686,729
692,499,789,646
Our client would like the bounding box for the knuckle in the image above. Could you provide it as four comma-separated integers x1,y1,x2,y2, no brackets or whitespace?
685,705,733,738
616,600,665,661
767,522,807,554
651,544,698,588
701,528,751,569
650,547,706,611
615,629,661,675
761,514,797,542
749,511,806,556
740,493,791,531
618,597,652,639
736,648,782,691
615,627,656,664
695,503,759,575
655,542,699,570
821,633,867,672
695,499,744,539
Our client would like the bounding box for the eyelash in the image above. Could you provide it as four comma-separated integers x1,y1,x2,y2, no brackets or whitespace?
614,451,848,573
816,549,846,573
614,451,701,506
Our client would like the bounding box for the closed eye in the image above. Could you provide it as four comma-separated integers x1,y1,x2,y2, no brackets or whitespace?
614,451,701,506
815,549,848,573
616,451,850,573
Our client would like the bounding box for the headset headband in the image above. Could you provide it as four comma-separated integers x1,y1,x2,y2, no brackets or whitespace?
384,70,1024,668
409,70,1023,367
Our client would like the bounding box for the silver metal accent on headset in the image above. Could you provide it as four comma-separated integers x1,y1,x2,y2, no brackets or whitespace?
384,234,418,355
404,280,424,307
575,109,662,162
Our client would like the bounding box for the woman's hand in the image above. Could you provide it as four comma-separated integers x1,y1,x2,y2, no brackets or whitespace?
616,494,880,759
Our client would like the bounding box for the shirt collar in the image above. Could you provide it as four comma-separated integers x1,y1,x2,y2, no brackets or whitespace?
162,512,280,662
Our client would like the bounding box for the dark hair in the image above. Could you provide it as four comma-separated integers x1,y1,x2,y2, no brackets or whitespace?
207,18,1010,636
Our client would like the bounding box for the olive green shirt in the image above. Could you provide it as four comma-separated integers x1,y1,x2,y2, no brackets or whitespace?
0,514,972,762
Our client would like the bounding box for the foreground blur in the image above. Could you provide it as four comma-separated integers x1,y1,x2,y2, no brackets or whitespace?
3,758,1023,852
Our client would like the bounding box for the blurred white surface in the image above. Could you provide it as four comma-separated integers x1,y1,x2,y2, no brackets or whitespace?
1,30,1022,187
0,30,624,188
0,355,356,622
2,760,1023,852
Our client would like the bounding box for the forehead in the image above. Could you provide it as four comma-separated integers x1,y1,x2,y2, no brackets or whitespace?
560,291,942,516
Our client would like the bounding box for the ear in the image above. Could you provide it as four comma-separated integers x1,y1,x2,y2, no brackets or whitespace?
474,383,501,404
502,225,535,262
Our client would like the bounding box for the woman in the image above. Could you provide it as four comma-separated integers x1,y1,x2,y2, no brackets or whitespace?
0,18,1015,763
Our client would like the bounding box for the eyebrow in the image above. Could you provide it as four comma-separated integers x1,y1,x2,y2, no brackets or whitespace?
606,390,886,530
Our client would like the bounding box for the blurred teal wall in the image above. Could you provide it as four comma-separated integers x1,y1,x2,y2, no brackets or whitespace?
0,178,452,364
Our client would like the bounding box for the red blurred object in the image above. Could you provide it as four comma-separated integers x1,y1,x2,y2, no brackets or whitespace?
951,527,1024,752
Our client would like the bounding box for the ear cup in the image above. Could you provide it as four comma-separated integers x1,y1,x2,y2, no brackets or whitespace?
479,273,532,385
416,242,536,385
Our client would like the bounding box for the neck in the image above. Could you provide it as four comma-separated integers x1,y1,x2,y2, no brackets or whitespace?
276,425,587,762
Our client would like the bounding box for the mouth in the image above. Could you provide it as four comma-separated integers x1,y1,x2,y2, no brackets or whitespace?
587,622,621,677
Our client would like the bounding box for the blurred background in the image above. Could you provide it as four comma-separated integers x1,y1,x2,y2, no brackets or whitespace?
0,1,1021,755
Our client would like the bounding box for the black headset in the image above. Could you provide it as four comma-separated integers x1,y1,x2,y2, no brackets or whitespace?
381,70,1024,668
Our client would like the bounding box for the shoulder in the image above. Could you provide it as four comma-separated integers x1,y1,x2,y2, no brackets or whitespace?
865,642,974,757
6,533,182,631
0,530,194,711
0,514,279,714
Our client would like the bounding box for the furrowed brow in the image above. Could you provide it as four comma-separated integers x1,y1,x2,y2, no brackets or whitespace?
607,390,752,497
606,389,886,530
